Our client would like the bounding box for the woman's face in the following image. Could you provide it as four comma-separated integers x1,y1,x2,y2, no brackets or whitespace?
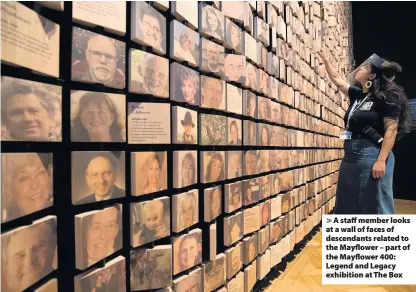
148,158,160,185
12,155,51,216
260,102,267,117
262,128,268,145
180,33,192,51
211,189,220,215
96,275,103,287
5,93,55,141
181,78,196,104
207,10,218,31
182,157,194,186
80,101,113,137
232,189,240,206
210,158,222,181
230,125,238,142
230,26,240,48
249,97,256,115
354,63,372,84
230,223,241,241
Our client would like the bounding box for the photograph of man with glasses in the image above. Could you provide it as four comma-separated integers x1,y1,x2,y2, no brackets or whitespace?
71,152,125,205
132,2,166,54
224,54,246,84
72,27,126,89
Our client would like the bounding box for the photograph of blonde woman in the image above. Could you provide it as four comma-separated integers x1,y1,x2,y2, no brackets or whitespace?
1,153,53,223
71,91,126,142
174,191,198,232
227,151,242,179
1,77,61,142
176,151,197,188
171,20,199,66
132,152,167,196
172,63,200,105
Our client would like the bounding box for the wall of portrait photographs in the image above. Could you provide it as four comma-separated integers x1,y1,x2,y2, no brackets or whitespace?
1,1,353,292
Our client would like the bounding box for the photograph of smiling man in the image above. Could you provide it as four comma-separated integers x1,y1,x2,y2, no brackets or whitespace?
71,27,126,89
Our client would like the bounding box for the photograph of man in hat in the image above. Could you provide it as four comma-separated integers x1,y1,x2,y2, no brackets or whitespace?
180,111,196,144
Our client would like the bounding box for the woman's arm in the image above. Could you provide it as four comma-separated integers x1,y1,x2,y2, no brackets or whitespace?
372,118,398,178
318,50,350,95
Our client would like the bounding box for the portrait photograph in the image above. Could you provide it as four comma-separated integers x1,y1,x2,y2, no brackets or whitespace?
260,200,271,227
74,256,125,292
258,69,269,96
243,120,257,146
1,77,62,142
259,124,270,146
257,150,271,174
226,83,243,115
244,178,260,206
70,91,126,142
221,1,245,23
225,181,242,213
173,151,198,188
200,75,225,110
200,114,226,145
270,173,280,195
243,234,258,265
203,186,222,222
200,4,224,42
227,118,242,145
1,2,59,77
260,174,271,199
258,225,270,255
269,76,278,100
170,20,200,67
129,49,169,98
227,151,242,180
201,151,226,184
258,43,267,70
245,62,258,90
200,38,225,77
130,197,170,247
172,229,203,275
72,27,126,89
258,96,271,121
173,267,202,292
1,153,53,223
224,54,246,84
1,216,57,292
130,245,172,291
255,16,269,46
172,106,198,144
131,2,166,54
75,205,122,270
225,242,243,280
281,192,291,214
223,212,243,246
279,171,293,192
244,150,259,176
170,62,200,105
202,253,226,292
131,152,167,196
172,190,199,233
243,90,257,118
270,219,282,244
224,19,243,54
71,151,125,205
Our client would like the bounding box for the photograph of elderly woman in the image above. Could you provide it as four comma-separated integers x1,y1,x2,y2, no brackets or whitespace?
1,77,62,142
170,62,200,106
131,151,168,196
170,20,199,67
1,153,53,223
71,91,126,142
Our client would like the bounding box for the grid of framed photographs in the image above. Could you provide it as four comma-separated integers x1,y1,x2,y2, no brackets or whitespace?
1,1,353,291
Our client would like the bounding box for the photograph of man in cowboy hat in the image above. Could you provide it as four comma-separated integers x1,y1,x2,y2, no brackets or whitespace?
180,111,196,144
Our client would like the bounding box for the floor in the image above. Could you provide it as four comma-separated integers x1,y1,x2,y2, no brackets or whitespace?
263,199,416,292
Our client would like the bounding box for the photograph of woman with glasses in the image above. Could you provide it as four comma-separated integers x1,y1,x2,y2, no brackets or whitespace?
129,49,169,98
71,91,126,143
75,205,122,269
72,28,126,89
171,20,199,67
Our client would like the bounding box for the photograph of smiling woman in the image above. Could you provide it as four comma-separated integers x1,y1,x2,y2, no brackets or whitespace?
71,91,126,142
1,153,53,223
72,27,126,89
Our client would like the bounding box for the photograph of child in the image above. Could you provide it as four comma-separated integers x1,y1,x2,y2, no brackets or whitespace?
131,197,170,247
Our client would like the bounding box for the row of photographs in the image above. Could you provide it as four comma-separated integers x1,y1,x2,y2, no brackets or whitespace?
1,172,337,292
1,149,342,222
1,73,342,144
1,3,345,128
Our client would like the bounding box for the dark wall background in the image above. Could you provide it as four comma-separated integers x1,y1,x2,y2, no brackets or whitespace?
352,2,416,201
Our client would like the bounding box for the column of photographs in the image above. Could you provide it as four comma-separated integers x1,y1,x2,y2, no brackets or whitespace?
0,1,352,292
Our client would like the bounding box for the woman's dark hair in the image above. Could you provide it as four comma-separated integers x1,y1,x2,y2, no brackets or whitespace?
71,92,123,142
225,20,241,51
205,152,224,183
370,60,413,139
